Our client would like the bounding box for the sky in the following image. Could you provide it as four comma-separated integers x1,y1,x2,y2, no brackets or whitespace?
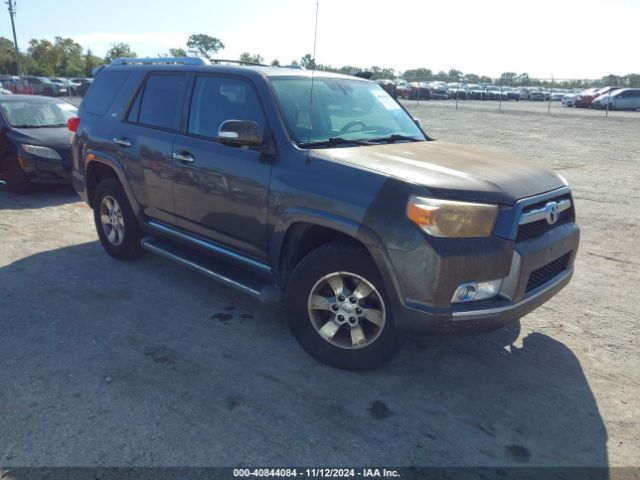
3,0,639,79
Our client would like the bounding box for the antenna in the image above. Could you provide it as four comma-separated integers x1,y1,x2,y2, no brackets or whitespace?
5,0,22,76
305,2,319,148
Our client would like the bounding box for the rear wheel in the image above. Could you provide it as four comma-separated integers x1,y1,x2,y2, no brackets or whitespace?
3,154,31,194
286,241,406,370
93,178,145,261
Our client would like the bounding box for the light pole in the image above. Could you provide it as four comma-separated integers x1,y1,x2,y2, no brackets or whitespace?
5,0,22,76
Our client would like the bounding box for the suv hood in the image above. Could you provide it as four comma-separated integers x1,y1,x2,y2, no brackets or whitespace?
312,140,565,205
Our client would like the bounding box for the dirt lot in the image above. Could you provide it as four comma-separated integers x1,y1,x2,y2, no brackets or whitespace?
0,100,638,471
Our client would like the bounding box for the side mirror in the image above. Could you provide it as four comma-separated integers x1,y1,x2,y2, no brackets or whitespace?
413,117,422,128
218,120,263,148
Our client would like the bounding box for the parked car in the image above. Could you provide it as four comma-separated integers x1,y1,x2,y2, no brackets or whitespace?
575,87,621,108
395,81,412,99
428,82,448,100
0,95,77,192
20,76,66,96
408,82,430,100
447,83,469,99
467,84,486,99
503,87,520,101
562,93,579,107
484,85,509,101
70,78,93,96
376,79,396,98
70,57,579,370
591,88,640,110
528,88,547,101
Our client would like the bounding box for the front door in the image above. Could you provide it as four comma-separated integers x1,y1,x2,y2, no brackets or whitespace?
172,74,272,262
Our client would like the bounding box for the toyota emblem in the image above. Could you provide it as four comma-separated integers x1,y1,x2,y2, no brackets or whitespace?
544,202,560,225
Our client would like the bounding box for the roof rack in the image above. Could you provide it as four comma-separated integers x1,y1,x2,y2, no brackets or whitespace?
208,58,269,67
109,57,211,66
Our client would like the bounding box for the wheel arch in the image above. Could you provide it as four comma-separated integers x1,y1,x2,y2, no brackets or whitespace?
85,156,142,218
273,208,403,306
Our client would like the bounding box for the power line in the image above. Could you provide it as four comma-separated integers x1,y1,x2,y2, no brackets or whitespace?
5,0,22,76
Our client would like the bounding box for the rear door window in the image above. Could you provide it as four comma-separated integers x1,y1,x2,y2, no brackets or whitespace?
187,76,265,139
138,73,186,131
84,70,130,116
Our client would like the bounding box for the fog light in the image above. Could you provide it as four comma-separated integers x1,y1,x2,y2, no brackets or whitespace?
452,279,503,303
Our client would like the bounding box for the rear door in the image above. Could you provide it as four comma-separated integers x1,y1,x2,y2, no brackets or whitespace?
111,72,187,225
172,74,272,262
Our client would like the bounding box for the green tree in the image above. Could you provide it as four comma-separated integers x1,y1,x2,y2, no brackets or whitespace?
402,68,432,82
270,59,280,67
239,52,264,64
54,37,83,76
84,48,103,76
186,34,224,60
300,53,316,70
448,69,462,82
0,37,18,74
479,75,493,84
500,72,517,85
105,43,136,63
463,73,480,83
169,48,187,57
27,39,60,76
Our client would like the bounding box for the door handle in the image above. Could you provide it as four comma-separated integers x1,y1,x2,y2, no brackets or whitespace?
172,151,195,163
112,137,132,147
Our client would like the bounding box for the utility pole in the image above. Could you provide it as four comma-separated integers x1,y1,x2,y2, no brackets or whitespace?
5,0,22,76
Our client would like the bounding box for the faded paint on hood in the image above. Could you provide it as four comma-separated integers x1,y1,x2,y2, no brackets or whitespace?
311,140,565,205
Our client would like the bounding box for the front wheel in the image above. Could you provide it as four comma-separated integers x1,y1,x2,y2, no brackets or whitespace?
286,241,406,370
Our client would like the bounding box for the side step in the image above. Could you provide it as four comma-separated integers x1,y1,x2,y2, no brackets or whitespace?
140,237,282,304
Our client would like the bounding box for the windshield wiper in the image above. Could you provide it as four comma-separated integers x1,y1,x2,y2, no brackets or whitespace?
298,137,373,148
365,134,422,143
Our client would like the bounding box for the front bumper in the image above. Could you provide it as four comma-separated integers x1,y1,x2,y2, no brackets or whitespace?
19,152,72,183
386,184,580,334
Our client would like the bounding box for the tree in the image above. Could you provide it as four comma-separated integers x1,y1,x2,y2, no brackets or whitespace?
402,68,432,82
463,73,480,83
479,75,493,84
500,71,517,85
270,59,280,67
105,43,136,63
239,52,264,64
300,53,316,70
84,48,103,76
54,37,83,76
27,39,60,76
448,69,462,82
186,34,224,60
169,48,187,57
0,37,18,74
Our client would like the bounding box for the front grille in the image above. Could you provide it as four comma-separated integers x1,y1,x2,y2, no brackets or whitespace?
526,253,571,292
516,194,574,242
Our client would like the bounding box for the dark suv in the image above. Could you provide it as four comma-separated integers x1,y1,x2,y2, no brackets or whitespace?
70,57,579,370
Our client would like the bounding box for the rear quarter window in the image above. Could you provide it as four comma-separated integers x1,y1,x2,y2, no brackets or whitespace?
83,71,131,116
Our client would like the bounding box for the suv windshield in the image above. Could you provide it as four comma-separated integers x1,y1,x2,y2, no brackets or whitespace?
0,100,77,128
270,76,425,147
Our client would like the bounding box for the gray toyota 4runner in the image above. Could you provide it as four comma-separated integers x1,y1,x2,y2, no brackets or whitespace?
70,57,579,370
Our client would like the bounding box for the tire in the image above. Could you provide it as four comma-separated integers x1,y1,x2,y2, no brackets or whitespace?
93,178,145,261
3,154,31,194
286,240,406,370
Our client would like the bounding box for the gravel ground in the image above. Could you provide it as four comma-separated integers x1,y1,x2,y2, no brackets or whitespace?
0,100,638,471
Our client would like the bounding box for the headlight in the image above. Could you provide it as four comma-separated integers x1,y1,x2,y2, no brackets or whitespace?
406,195,499,238
21,144,62,160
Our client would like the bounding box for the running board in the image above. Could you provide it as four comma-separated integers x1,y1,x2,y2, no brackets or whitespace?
140,237,281,304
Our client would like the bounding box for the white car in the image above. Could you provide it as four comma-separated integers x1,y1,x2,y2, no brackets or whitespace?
0,87,12,95
591,88,640,110
562,93,579,107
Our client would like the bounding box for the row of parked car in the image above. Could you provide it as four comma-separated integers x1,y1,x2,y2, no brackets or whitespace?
376,80,640,110
376,80,584,102
0,75,93,97
561,86,640,110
